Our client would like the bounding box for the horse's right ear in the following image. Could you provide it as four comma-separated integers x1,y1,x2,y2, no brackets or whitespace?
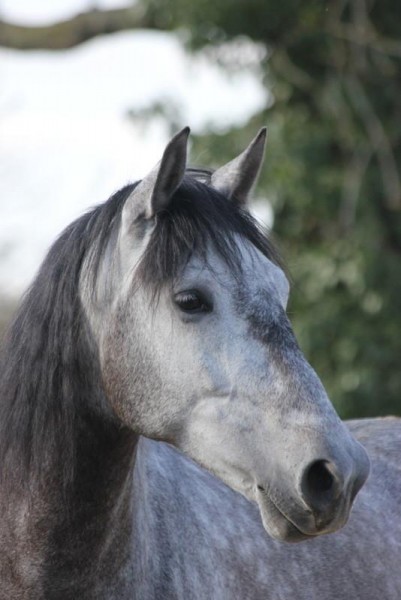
211,128,267,207
122,127,190,229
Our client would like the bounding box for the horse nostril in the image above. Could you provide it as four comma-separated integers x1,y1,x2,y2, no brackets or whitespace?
300,459,346,528
305,460,335,495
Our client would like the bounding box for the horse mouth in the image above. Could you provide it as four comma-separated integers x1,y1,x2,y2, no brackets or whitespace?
255,485,322,543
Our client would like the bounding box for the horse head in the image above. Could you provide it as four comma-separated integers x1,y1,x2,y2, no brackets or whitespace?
81,128,369,542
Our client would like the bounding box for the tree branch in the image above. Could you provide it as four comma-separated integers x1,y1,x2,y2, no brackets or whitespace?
0,6,159,50
339,146,372,233
270,48,315,93
344,76,401,211
327,14,401,60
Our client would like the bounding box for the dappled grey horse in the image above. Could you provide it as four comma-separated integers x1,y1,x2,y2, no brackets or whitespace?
0,128,399,599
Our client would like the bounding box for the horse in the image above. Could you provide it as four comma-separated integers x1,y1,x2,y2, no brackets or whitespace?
0,127,399,599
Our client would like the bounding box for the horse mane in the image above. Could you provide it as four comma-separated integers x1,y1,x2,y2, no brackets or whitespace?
0,169,282,491
0,186,130,491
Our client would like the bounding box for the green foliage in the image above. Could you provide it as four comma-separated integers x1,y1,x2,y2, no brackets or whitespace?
141,0,401,418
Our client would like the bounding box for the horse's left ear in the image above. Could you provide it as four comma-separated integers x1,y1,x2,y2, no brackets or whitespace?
123,127,190,226
211,128,267,207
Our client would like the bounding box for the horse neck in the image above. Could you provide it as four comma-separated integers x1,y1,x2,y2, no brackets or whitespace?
54,414,138,584
0,318,139,598
2,404,139,598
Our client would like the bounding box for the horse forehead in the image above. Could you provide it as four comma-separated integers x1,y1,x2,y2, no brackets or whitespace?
184,238,288,300
238,241,288,297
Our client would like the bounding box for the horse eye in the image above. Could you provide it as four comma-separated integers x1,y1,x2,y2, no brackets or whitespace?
174,291,211,314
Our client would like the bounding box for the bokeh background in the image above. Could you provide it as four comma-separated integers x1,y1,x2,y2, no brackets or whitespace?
1,0,400,419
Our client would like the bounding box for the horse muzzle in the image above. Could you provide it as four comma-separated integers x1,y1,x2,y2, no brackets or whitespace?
255,441,370,543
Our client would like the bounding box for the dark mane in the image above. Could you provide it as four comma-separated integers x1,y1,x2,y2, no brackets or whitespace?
0,186,130,490
0,170,282,490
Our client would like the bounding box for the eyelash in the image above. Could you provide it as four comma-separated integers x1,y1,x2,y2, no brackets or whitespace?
174,290,212,314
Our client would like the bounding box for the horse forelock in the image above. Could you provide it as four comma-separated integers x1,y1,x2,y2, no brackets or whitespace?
137,171,284,291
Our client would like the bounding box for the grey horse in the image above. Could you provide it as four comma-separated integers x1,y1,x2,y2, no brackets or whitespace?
0,127,398,599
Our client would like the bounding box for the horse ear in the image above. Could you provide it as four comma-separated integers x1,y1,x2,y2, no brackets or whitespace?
211,128,267,207
123,127,190,225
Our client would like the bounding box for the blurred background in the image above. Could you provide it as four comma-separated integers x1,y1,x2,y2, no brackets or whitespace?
0,0,400,418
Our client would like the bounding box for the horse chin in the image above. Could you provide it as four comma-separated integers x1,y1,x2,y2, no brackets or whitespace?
208,469,325,543
256,489,319,544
